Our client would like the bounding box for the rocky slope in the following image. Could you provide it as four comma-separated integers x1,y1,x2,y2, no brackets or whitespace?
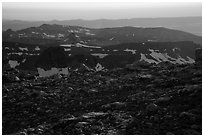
2,58,202,135
2,24,202,135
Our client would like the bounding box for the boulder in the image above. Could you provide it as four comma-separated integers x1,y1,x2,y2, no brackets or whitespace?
146,103,159,113
179,112,197,123
87,88,98,93
15,76,20,82
110,102,127,109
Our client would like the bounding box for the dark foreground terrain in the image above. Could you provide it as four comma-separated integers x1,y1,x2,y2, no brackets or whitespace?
2,62,202,135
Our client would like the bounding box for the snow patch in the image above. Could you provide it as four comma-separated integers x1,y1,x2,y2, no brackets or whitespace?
147,40,157,42
74,30,80,33
5,47,9,50
22,59,26,63
81,64,94,71
37,67,69,77
95,63,104,71
186,56,195,63
60,44,72,47
149,49,171,63
85,32,95,36
79,41,85,43
140,49,195,64
32,32,39,34
35,46,40,51
124,49,137,54
64,48,71,51
24,53,40,56
58,33,64,38
175,56,195,64
19,47,28,51
43,33,55,38
8,52,23,56
9,60,20,68
91,53,108,58
140,53,158,64
109,37,114,41
69,29,75,32
76,43,101,48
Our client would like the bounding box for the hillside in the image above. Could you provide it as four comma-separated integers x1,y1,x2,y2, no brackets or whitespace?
3,24,202,46
2,57,202,135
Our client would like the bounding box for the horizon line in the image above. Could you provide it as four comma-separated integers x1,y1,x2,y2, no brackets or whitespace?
2,16,202,22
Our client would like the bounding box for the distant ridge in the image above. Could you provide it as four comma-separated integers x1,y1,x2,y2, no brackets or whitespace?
2,16,202,36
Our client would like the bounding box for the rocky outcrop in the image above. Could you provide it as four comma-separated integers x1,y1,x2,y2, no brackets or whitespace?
195,48,202,64
66,33,79,44
35,47,68,70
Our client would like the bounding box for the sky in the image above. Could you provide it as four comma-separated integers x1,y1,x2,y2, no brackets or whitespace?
2,2,202,21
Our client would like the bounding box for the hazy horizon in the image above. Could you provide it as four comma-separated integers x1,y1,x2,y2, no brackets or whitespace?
2,16,202,22
3,2,202,21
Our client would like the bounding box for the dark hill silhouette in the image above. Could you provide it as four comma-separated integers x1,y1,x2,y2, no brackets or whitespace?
2,24,202,45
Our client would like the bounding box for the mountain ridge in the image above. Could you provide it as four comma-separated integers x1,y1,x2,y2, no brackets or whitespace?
3,16,202,36
3,24,202,46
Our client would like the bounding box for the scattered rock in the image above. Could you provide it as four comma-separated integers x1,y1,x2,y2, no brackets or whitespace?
179,112,195,118
88,88,99,93
75,122,89,127
2,59,202,135
110,102,127,109
166,132,174,135
150,114,159,122
81,112,108,119
155,96,171,106
179,112,197,124
146,103,159,113
182,129,201,135
190,124,201,130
